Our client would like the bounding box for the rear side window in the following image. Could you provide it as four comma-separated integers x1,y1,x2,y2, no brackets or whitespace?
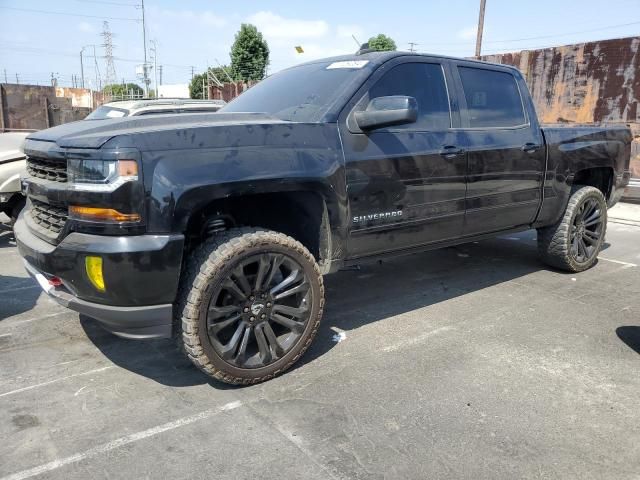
457,67,526,128
363,62,451,130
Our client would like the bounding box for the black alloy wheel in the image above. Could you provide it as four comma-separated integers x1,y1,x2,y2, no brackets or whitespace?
177,228,324,384
569,196,604,264
206,252,312,369
537,185,608,272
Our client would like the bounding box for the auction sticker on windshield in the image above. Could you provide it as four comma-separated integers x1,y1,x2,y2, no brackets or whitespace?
326,60,369,69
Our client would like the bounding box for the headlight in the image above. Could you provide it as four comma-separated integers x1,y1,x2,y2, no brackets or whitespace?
67,150,139,191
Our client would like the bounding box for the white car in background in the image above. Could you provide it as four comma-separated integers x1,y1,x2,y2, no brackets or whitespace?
0,99,226,223
0,131,29,223
85,98,226,119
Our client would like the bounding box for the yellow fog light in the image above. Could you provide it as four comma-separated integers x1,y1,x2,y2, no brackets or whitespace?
85,256,106,292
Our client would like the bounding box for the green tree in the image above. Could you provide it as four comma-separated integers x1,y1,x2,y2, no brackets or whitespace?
229,24,269,81
189,72,207,99
367,34,397,52
189,66,232,99
103,83,143,97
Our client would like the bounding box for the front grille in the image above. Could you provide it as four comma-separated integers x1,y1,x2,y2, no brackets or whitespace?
28,199,68,235
26,156,68,182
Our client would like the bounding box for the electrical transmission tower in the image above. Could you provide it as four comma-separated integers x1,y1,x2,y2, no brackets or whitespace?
101,21,117,87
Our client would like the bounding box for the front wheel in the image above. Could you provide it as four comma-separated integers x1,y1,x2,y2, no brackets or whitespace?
537,185,607,272
177,228,324,385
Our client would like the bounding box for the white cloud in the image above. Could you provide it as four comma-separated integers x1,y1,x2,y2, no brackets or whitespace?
336,24,365,42
457,26,477,40
247,11,329,39
201,11,227,28
158,8,226,28
78,22,95,33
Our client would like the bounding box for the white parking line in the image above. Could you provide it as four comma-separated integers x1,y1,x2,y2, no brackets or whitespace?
382,326,453,353
4,310,68,328
1,401,243,480
598,257,638,268
0,366,115,398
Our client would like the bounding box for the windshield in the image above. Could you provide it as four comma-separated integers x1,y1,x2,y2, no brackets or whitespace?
219,60,369,122
85,106,129,120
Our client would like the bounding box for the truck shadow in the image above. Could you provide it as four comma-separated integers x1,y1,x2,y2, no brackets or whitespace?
80,229,573,388
0,221,17,249
0,219,41,321
294,229,561,371
79,316,237,389
0,275,42,321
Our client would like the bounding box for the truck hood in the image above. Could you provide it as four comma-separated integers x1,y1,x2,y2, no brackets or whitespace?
26,112,285,149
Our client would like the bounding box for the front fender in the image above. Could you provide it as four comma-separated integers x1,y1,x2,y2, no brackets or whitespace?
139,122,348,254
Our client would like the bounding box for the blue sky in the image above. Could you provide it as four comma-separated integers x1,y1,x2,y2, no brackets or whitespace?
0,0,639,88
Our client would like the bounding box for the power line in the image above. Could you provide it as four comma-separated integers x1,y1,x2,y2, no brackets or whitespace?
405,20,640,47
0,6,140,22
73,0,139,6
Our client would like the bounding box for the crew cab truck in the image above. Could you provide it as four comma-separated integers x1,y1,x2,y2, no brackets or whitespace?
15,52,632,384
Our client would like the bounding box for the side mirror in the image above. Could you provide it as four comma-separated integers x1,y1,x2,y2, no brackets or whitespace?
354,96,418,131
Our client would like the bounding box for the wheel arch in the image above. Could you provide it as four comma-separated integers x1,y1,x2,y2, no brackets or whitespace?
177,180,340,273
571,166,614,201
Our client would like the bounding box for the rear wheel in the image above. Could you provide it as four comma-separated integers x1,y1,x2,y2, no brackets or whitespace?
177,228,324,384
537,185,607,272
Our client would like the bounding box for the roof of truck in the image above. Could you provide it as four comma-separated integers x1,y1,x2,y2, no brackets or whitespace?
292,50,519,72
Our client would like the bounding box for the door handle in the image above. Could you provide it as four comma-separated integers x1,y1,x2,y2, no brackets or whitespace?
522,142,542,153
439,145,465,159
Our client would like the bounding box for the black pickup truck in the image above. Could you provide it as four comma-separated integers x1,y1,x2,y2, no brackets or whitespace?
15,51,631,384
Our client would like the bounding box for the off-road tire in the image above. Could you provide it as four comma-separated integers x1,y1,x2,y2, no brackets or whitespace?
176,228,324,385
537,185,607,272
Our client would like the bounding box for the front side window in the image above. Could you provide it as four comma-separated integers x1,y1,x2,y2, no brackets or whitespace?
357,62,451,131
457,66,526,128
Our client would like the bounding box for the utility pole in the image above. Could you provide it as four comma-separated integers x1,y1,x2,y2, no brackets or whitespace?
158,65,163,86
15,73,19,84
80,48,85,88
92,45,101,90
3,69,6,83
408,42,418,52
475,0,487,58
202,77,205,99
191,66,195,81
141,0,149,96
150,39,158,98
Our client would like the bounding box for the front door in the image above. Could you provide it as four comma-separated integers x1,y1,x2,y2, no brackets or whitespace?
339,58,467,258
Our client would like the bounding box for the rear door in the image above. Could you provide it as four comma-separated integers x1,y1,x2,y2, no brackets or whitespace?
339,57,467,258
451,61,545,235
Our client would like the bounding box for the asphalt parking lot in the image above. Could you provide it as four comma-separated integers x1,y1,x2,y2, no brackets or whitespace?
1,206,640,480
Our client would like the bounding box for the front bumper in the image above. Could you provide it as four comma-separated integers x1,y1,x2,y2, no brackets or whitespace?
14,215,184,339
